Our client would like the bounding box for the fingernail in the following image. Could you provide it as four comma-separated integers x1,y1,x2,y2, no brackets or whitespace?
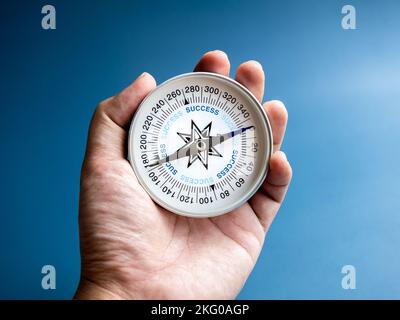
280,151,287,161
138,72,148,79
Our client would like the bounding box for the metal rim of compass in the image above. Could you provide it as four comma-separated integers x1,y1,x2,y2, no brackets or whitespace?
128,72,274,218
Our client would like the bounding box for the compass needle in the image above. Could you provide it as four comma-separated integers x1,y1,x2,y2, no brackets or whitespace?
129,73,272,217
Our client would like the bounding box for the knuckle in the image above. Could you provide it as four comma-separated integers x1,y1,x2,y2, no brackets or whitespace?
95,97,114,115
81,159,111,180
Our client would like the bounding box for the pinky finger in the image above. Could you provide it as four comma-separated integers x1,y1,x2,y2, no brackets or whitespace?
249,151,292,232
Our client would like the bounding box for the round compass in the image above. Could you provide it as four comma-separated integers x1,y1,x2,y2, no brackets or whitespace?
128,72,273,217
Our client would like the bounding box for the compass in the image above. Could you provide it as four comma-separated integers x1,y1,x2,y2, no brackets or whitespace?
128,72,273,217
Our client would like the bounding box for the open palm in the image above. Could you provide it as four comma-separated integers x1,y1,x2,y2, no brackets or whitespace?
75,51,292,300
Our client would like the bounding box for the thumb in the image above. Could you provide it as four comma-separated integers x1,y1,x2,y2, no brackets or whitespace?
84,72,156,163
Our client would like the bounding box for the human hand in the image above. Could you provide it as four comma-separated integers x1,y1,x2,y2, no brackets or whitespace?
74,50,292,299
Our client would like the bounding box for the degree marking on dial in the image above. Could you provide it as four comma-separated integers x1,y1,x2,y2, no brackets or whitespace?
160,108,168,116
171,179,177,189
174,96,181,108
150,112,163,122
237,168,249,177
226,180,235,192
228,102,238,117
152,122,162,130
221,100,228,113
237,118,251,127
232,112,241,123
216,91,222,105
163,98,173,116
142,130,158,136
160,176,169,188
211,185,217,200
147,163,161,171
181,89,190,106
140,149,158,154
177,184,184,197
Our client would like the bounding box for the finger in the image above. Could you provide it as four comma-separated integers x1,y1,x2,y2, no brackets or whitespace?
194,50,230,76
235,60,264,102
84,72,156,162
104,72,157,128
249,151,292,232
264,100,288,152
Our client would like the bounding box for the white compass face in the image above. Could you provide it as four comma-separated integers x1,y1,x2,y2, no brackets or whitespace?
128,72,273,217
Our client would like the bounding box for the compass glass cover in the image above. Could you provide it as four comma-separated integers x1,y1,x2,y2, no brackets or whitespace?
128,72,272,217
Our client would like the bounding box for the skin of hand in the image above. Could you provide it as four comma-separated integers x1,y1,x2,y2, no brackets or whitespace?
74,50,292,300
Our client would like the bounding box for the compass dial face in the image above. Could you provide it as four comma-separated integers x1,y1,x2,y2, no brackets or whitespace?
128,72,273,217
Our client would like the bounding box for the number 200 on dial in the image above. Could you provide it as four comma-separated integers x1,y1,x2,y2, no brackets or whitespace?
128,72,273,217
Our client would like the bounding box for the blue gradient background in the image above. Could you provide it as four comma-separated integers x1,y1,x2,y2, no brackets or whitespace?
1,0,399,299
